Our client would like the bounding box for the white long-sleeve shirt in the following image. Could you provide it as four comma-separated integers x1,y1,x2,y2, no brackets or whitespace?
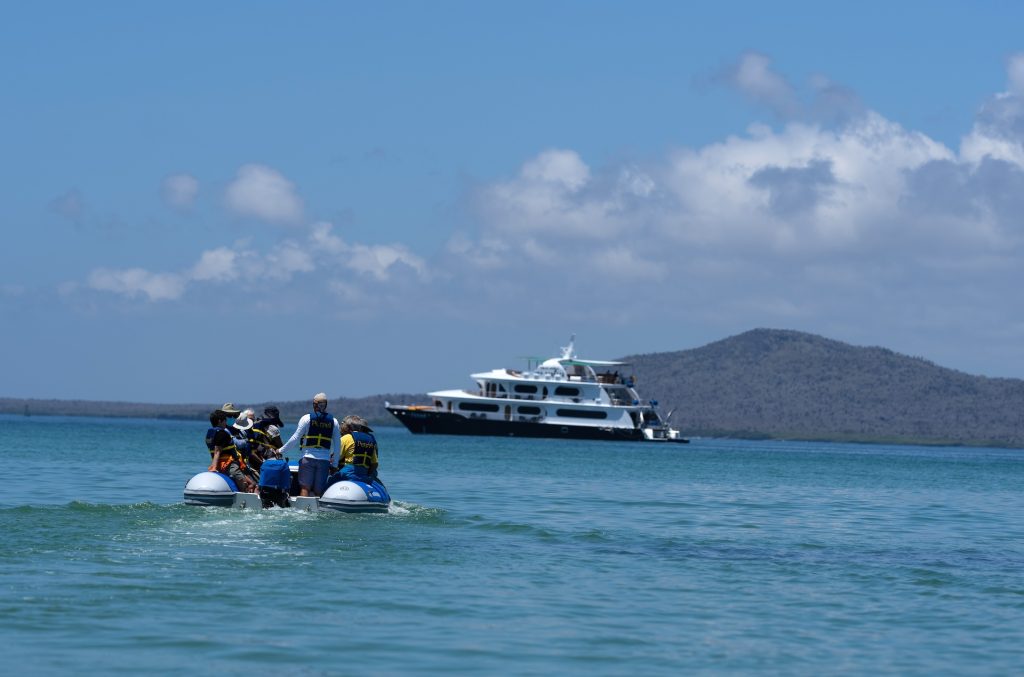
279,413,340,464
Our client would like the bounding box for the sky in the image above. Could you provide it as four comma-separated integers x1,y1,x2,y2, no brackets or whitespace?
3,1,1024,403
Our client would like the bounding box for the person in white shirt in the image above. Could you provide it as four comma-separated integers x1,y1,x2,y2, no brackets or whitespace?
279,392,340,497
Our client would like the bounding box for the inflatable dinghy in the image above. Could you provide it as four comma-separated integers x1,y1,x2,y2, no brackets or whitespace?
183,465,391,514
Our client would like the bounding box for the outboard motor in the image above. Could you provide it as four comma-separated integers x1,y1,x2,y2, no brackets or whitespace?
258,458,291,508
184,471,238,507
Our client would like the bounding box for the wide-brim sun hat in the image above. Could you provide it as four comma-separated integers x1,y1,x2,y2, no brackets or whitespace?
233,418,253,432
263,406,284,427
221,402,242,415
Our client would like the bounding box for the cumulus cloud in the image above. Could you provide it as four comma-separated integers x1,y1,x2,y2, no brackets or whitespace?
309,222,426,280
461,112,957,267
725,52,801,119
476,148,657,242
442,54,1024,340
87,268,186,302
189,247,239,282
748,159,837,219
718,52,863,124
961,52,1024,166
224,164,304,224
161,173,199,209
85,222,427,302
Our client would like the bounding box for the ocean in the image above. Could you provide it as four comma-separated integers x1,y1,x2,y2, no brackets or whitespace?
0,414,1021,675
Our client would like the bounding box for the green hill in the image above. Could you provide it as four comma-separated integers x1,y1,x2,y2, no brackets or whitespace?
625,328,1024,447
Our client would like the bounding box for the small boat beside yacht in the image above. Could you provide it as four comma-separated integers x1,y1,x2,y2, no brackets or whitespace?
386,337,687,443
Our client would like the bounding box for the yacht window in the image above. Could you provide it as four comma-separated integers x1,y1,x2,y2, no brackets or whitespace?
518,405,541,415
459,402,500,413
554,386,580,397
605,387,633,404
556,408,607,419
514,384,537,394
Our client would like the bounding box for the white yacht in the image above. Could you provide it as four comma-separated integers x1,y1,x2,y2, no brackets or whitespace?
386,337,686,443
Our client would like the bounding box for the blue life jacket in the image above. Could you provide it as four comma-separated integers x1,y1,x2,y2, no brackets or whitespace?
251,418,279,449
346,430,378,472
205,426,238,460
301,412,334,450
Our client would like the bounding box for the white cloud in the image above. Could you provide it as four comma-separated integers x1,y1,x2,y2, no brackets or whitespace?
345,243,426,280
190,247,239,282
477,148,643,241
460,110,959,277
161,173,199,209
87,268,186,301
308,222,426,280
521,149,591,190
84,222,429,302
224,164,304,224
960,53,1024,166
728,52,800,119
264,242,315,280
1008,53,1024,96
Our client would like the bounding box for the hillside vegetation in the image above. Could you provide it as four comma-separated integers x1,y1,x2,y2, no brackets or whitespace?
625,328,1024,447
3,328,1023,447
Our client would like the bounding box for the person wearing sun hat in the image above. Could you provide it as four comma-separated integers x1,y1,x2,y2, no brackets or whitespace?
279,393,340,497
220,403,242,418
204,408,256,492
231,409,257,471
250,405,286,463
214,402,259,485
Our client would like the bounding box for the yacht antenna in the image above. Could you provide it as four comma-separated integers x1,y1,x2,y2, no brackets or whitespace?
560,334,576,360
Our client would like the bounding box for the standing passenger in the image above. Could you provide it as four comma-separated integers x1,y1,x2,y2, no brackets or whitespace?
279,393,339,497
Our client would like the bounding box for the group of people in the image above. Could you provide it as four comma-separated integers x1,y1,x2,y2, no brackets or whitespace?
204,392,380,499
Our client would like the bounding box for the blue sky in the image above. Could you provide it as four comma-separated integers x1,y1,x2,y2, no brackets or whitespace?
4,1,1024,403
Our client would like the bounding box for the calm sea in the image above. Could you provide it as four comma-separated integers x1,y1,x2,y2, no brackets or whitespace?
0,414,1021,675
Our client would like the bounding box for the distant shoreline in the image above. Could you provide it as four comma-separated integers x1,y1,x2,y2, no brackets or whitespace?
0,394,424,431
2,400,1019,450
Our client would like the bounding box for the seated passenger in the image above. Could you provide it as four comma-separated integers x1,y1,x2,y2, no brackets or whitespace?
250,405,286,464
206,409,256,493
334,415,379,483
231,413,257,469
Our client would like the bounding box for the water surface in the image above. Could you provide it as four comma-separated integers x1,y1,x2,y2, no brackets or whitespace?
1,415,1021,674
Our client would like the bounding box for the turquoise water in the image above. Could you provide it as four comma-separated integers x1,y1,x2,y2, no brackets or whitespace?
1,414,1022,675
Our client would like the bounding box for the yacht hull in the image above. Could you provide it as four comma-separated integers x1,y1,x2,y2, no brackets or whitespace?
386,406,644,441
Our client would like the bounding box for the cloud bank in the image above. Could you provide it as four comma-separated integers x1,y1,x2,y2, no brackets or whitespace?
76,53,1024,367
